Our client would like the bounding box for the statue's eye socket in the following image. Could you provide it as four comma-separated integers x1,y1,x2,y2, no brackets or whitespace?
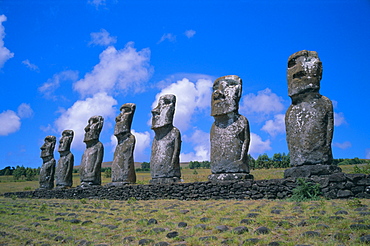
288,58,296,68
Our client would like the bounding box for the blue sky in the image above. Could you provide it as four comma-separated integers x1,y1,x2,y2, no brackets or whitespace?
0,0,369,169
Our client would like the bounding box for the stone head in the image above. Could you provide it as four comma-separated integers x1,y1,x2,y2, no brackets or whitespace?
40,135,56,158
84,116,104,143
151,94,176,129
58,130,74,152
287,50,323,97
114,103,136,136
211,75,242,116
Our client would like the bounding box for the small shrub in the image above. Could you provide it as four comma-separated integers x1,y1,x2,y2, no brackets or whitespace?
353,164,370,174
347,198,363,208
290,178,321,202
24,186,32,191
80,198,87,204
127,197,137,204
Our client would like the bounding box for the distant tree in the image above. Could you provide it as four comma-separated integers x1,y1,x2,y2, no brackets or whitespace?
141,162,150,170
104,167,112,178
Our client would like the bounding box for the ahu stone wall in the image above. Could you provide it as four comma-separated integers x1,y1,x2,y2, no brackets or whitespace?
4,172,370,201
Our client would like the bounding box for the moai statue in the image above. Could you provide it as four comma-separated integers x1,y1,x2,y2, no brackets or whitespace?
150,94,181,184
108,103,136,186
55,130,74,189
80,116,104,187
39,135,56,189
209,75,253,181
284,50,341,178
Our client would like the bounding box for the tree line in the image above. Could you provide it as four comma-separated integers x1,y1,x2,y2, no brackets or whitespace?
0,166,40,181
1,156,369,180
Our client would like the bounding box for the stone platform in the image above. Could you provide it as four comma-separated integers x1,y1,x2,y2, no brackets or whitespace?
4,172,370,201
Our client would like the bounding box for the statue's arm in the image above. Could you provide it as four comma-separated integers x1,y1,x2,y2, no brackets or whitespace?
240,118,250,163
326,99,334,149
172,128,181,166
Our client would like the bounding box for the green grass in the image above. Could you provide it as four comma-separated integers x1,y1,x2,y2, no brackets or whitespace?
0,197,369,245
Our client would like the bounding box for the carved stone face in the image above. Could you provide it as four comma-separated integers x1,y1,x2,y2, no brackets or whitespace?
40,135,56,158
211,75,242,116
114,103,136,136
151,94,176,129
83,116,104,143
58,130,74,152
287,50,322,97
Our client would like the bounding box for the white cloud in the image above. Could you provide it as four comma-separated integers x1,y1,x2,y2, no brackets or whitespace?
333,141,352,150
88,0,106,8
181,129,210,162
152,78,213,132
54,92,117,149
22,59,38,71
334,112,347,126
109,129,151,161
184,30,196,38
249,132,271,158
132,130,151,161
39,70,79,99
89,29,117,46
366,149,370,159
17,103,33,119
261,114,285,137
0,15,14,68
240,88,285,117
157,33,176,44
0,110,21,136
73,42,152,97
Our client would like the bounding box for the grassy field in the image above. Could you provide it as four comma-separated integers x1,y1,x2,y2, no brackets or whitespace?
0,197,370,245
0,165,369,245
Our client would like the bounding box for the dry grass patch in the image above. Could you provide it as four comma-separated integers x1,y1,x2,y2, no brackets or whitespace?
0,197,369,245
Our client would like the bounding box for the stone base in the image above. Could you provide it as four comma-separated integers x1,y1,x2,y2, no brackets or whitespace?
78,182,101,188
105,182,130,187
284,164,342,178
208,173,254,182
54,185,72,189
149,177,181,184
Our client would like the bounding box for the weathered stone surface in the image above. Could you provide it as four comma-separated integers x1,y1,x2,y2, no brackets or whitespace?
284,165,342,178
55,130,74,189
150,94,181,184
110,103,136,185
80,116,104,187
285,50,338,177
39,135,56,190
209,75,252,181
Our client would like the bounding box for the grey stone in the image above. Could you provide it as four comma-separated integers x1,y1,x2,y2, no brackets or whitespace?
110,103,136,185
215,225,229,232
194,224,207,229
232,226,248,234
209,75,252,181
285,50,338,176
301,231,320,237
166,231,178,238
152,228,165,233
150,94,181,184
255,226,270,234
178,222,187,227
123,236,135,242
333,233,350,241
55,130,74,189
243,238,260,244
154,242,170,246
39,135,56,190
284,165,342,178
360,235,370,243
240,219,255,224
199,236,217,241
80,116,104,187
139,239,155,245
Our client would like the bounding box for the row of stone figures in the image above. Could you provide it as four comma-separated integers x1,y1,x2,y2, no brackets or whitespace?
39,50,342,189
